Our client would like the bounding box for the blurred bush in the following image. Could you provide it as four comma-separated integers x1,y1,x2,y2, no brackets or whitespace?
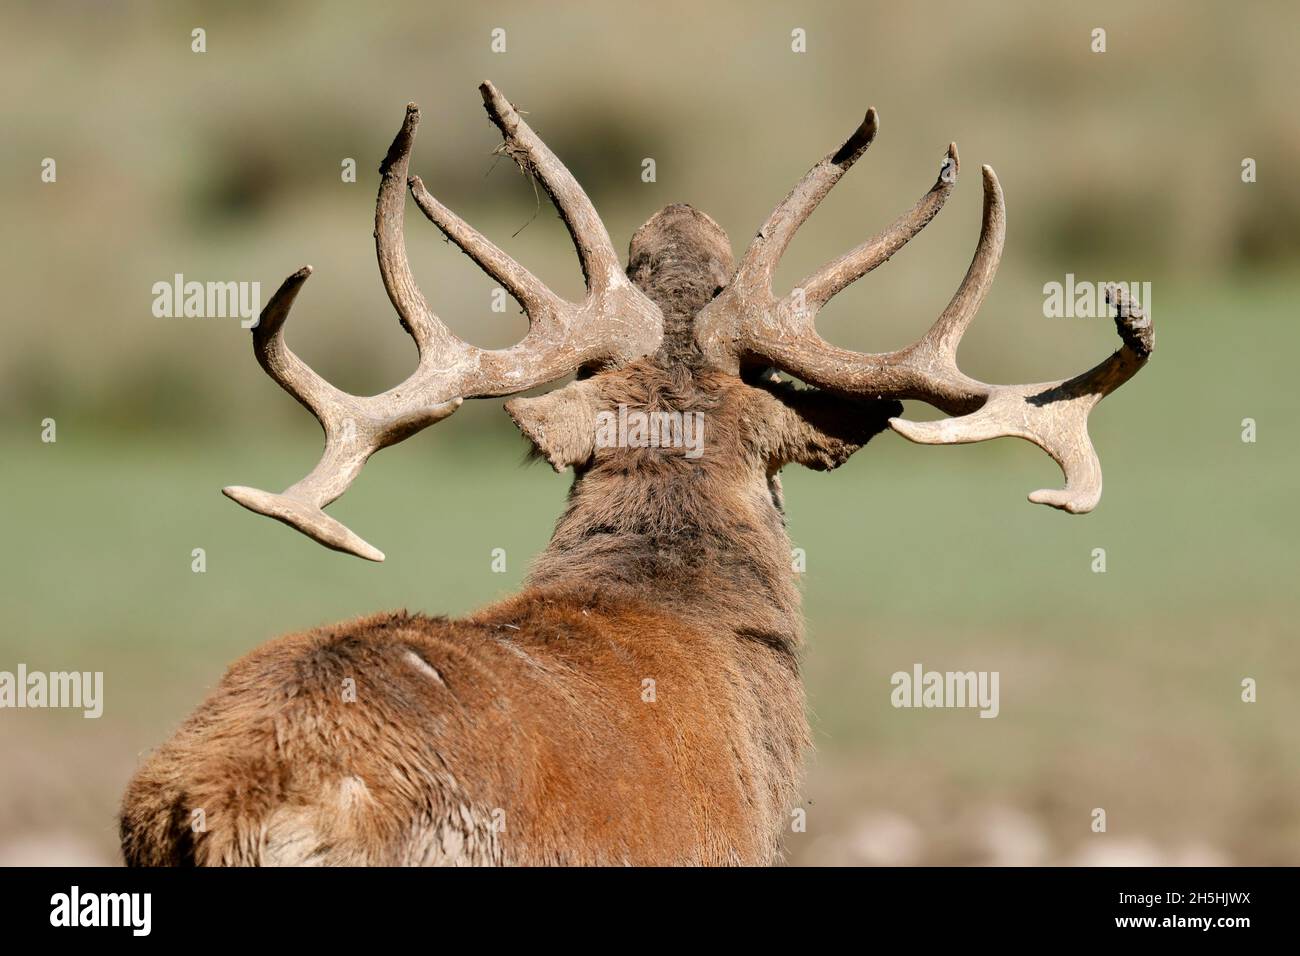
2,1,1298,433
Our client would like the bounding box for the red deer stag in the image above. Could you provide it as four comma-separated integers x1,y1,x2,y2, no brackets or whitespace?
120,82,1153,866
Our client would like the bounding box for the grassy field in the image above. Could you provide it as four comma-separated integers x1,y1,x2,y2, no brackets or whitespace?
2,0,1297,866
2,273,1296,864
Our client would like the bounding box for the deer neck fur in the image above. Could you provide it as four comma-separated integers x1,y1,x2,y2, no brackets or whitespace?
526,203,804,658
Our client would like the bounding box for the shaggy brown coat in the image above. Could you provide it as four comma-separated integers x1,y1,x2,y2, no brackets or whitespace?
119,205,896,865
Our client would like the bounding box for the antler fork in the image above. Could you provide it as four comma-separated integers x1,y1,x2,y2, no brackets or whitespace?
696,112,1154,513
224,83,664,560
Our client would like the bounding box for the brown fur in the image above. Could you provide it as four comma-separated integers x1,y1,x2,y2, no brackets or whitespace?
119,204,898,866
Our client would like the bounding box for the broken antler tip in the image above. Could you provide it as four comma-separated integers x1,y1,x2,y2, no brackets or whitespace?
277,266,312,297
1104,283,1154,357
479,81,518,128
1103,282,1144,316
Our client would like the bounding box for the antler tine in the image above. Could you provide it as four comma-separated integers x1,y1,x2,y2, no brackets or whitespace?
410,82,662,370
796,142,959,318
223,267,461,562
887,167,1155,512
479,80,623,294
890,280,1153,513
911,165,1006,374
731,108,879,293
702,108,1154,514
375,104,456,359
222,106,469,561
240,266,346,423
409,177,565,323
225,88,664,560
697,110,960,371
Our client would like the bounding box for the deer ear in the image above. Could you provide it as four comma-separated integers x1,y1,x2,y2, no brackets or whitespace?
504,379,602,472
755,382,902,471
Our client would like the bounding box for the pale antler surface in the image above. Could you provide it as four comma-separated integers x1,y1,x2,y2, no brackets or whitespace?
695,113,1154,513
223,83,664,560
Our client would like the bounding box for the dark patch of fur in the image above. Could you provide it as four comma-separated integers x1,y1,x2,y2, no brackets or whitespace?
627,204,734,368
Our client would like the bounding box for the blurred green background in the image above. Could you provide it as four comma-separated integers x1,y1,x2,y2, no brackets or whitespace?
1,1,1296,865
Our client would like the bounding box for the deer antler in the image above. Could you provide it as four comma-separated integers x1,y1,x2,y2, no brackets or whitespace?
696,112,1153,514
224,83,664,560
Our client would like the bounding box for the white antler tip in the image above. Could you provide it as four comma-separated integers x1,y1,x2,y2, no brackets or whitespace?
222,486,386,562
1027,487,1098,514
888,416,919,438
888,416,976,445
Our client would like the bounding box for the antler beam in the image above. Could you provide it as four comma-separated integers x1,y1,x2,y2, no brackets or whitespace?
696,113,1154,513
224,84,664,561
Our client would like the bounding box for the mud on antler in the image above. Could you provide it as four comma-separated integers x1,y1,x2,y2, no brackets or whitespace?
223,83,664,560
695,111,1154,513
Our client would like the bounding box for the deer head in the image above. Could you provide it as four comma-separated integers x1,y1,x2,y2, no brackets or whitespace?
126,83,1158,867
224,82,1154,562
